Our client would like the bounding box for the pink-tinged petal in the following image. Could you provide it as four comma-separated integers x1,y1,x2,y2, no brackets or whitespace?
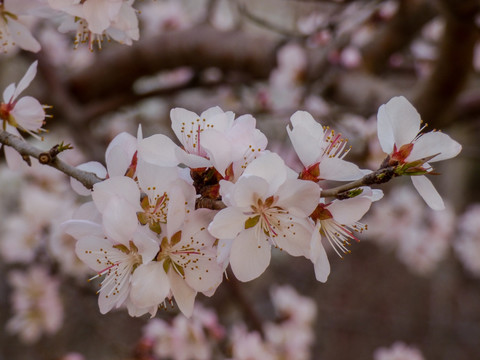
137,161,180,200
132,227,160,263
174,147,212,168
102,196,139,244
232,175,269,208
130,262,170,309
411,175,445,210
170,107,199,146
407,131,462,163
287,111,324,167
11,96,45,130
92,176,140,212
184,253,223,293
168,270,196,317
290,110,324,134
70,161,107,196
218,179,235,207
75,235,114,272
138,134,179,167
243,152,287,194
165,184,187,238
3,83,15,103
201,128,232,176
83,0,122,33
72,201,102,222
9,20,41,53
62,219,104,240
216,238,233,267
230,228,271,282
328,196,372,224
105,132,136,177
310,225,330,283
319,157,366,181
4,144,29,171
273,217,312,257
208,207,248,240
14,61,38,99
276,179,320,216
381,96,421,149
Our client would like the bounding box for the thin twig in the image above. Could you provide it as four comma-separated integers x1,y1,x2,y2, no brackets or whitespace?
0,130,103,189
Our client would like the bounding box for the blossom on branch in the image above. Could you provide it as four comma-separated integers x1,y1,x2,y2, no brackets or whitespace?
376,96,461,210
0,61,47,139
208,152,320,282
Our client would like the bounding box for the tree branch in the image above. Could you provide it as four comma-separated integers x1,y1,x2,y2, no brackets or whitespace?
68,25,278,103
0,131,103,190
320,166,396,198
413,0,479,128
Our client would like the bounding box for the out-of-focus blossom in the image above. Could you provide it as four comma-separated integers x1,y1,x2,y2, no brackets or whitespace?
50,0,139,50
373,341,425,360
455,204,480,277
143,304,224,360
365,186,454,275
7,266,64,343
0,61,47,139
0,0,41,53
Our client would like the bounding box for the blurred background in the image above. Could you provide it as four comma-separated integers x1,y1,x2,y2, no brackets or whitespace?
1,0,480,359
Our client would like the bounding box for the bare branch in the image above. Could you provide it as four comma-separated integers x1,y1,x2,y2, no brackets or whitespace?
413,0,479,127
68,25,278,103
0,131,103,190
320,166,396,198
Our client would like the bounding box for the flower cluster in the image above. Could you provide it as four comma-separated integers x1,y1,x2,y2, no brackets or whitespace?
138,285,316,360
59,94,462,317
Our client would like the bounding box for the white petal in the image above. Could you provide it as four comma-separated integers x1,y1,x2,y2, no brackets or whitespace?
75,236,115,272
3,83,15,103
170,107,199,146
310,226,330,283
166,184,187,238
287,111,325,167
92,176,140,213
411,175,445,210
130,262,170,309
174,147,212,168
138,134,179,167
243,152,287,194
208,207,248,239
328,196,372,224
9,20,41,53
200,128,232,176
14,61,38,99
232,175,269,208
229,228,271,282
273,217,312,257
105,132,137,177
83,0,122,33
319,157,366,181
168,270,196,317
11,96,45,130
102,196,139,244
137,161,179,195
62,219,104,240
275,179,320,216
132,227,160,263
408,131,462,163
384,96,421,148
